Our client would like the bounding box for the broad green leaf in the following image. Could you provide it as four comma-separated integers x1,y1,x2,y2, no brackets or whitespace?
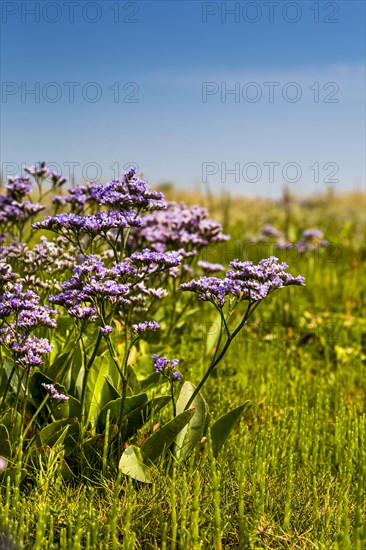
53,395,81,421
84,355,112,428
205,312,222,356
174,381,209,461
211,401,251,458
60,459,75,480
124,395,171,440
38,419,80,455
1,411,22,442
69,344,84,398
28,371,80,421
47,352,73,382
126,364,139,394
0,425,11,458
119,445,152,484
3,358,24,400
104,374,121,399
139,372,164,391
141,409,195,463
97,393,148,433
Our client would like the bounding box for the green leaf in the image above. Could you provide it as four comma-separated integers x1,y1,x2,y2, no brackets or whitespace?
126,364,139,394
53,395,81,421
0,425,11,459
124,395,170,440
210,401,251,458
141,409,195,463
3,358,24,400
96,393,148,433
28,371,81,420
119,445,152,484
1,411,22,443
38,419,80,456
205,312,222,356
174,381,209,461
139,372,163,391
60,459,75,480
84,355,113,428
47,351,73,382
104,374,121,399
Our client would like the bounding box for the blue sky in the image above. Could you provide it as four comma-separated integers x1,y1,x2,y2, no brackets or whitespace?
1,0,365,197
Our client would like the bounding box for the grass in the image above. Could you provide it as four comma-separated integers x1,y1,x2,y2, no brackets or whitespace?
0,189,365,549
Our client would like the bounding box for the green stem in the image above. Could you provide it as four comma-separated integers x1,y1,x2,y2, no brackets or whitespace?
170,380,177,417
184,301,260,411
22,394,49,439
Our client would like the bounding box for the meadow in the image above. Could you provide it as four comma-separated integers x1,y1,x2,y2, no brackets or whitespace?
0,165,365,549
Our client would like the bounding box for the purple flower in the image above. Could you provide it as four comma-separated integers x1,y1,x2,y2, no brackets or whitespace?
276,239,293,250
260,224,282,238
129,248,181,269
133,201,229,253
302,228,324,239
2,334,54,367
0,284,59,329
91,168,166,211
33,210,143,237
179,276,229,307
51,182,99,214
132,321,160,333
24,161,48,179
152,354,181,381
41,383,69,402
180,256,305,306
100,325,113,334
197,260,225,273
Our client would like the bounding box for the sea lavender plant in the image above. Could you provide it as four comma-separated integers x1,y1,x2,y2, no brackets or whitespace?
179,256,305,409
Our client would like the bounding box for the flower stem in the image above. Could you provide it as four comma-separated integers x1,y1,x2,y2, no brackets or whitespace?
184,301,259,411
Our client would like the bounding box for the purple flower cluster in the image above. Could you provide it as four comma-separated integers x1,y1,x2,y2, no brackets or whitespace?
91,167,166,211
179,256,305,306
100,325,113,335
132,321,160,333
49,256,131,313
129,249,181,269
33,210,143,238
51,182,99,214
25,161,67,188
294,229,329,253
41,383,69,402
0,284,58,330
0,331,53,367
0,237,76,291
254,225,329,253
48,252,175,321
0,261,17,290
24,161,49,180
0,284,58,367
197,260,225,273
134,201,230,253
152,354,181,381
260,224,282,238
0,176,45,229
